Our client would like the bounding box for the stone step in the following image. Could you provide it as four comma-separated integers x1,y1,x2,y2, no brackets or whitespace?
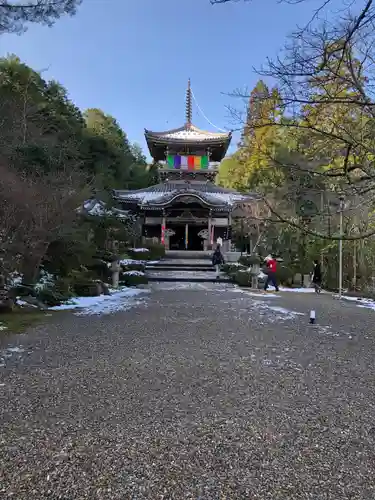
147,270,219,278
146,265,215,272
147,276,231,283
166,250,211,257
157,259,212,267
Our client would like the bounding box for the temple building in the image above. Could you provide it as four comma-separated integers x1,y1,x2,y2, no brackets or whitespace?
113,80,255,251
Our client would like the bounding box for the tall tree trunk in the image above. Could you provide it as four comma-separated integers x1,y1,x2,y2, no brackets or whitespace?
21,242,49,286
352,240,357,290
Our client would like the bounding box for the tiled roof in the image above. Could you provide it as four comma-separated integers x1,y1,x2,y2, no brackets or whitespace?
113,181,255,207
80,199,132,219
144,124,231,143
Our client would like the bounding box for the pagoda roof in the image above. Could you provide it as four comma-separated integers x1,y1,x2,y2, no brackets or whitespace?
144,125,232,162
113,180,256,211
145,80,232,162
145,124,231,144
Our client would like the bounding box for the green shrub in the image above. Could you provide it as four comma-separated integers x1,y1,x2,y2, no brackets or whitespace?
275,266,294,286
239,254,261,267
87,259,111,281
94,250,119,262
73,281,102,297
9,284,36,298
54,277,74,296
120,272,148,286
222,263,246,278
234,270,252,287
37,288,68,307
127,248,150,260
127,244,165,261
146,243,165,260
122,262,145,272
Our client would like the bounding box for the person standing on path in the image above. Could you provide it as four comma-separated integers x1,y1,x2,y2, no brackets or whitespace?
212,244,224,279
264,254,279,292
312,259,322,292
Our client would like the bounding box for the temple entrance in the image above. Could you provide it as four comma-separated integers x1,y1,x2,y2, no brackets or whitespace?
167,224,206,250
188,225,205,250
168,225,185,250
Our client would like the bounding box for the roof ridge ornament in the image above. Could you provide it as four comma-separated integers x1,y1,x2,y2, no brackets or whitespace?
185,78,192,128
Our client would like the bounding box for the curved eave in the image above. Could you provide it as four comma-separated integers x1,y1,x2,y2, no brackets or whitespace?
145,133,231,148
145,139,231,163
143,191,233,210
144,125,231,141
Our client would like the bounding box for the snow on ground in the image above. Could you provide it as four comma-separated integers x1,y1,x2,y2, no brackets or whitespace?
0,323,8,331
119,259,141,266
131,248,149,253
230,287,279,298
337,294,375,311
123,271,145,276
8,271,22,286
49,287,149,316
240,298,304,323
119,259,160,266
266,286,324,293
152,282,233,292
0,345,28,368
16,299,38,308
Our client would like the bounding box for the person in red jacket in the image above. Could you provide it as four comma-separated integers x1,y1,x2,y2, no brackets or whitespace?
264,254,279,292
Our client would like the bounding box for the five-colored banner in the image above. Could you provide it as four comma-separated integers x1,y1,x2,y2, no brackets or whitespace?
166,155,209,170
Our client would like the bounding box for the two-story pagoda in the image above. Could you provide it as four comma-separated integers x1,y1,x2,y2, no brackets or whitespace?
114,80,255,251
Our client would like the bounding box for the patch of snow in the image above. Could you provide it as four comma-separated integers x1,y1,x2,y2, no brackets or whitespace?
258,271,267,279
49,287,149,315
87,201,107,216
268,305,304,318
7,346,25,353
0,345,26,368
123,271,145,276
152,282,232,292
337,294,375,311
16,299,38,308
8,271,22,286
131,248,149,253
119,259,145,266
238,295,304,323
230,288,279,298
35,270,55,291
267,286,323,293
0,323,8,331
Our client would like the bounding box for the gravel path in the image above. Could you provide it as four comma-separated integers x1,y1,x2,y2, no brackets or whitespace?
1,284,375,499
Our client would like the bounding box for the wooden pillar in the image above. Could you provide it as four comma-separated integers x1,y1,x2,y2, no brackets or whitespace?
161,210,166,246
207,210,212,251
228,211,232,250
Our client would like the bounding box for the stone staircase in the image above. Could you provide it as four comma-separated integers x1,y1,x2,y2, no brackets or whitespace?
145,255,231,283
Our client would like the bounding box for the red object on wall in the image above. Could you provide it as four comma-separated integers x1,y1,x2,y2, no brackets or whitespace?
161,225,165,245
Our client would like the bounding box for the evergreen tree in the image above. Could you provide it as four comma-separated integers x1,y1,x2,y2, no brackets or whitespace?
0,0,82,35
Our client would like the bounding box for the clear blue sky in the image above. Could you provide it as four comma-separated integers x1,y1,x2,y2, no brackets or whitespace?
0,0,325,157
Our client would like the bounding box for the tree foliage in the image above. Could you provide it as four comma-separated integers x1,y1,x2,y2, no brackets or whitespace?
0,54,152,283
0,0,82,35
217,0,375,288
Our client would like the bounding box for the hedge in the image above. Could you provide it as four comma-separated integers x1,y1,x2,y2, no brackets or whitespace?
120,271,149,286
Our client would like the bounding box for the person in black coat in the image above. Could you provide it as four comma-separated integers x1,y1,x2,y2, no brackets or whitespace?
212,244,224,279
312,259,322,287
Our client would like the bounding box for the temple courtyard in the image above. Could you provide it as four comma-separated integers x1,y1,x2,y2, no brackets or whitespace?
1,280,375,499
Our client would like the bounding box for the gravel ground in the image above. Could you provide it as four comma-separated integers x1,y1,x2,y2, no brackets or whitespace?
1,284,375,499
